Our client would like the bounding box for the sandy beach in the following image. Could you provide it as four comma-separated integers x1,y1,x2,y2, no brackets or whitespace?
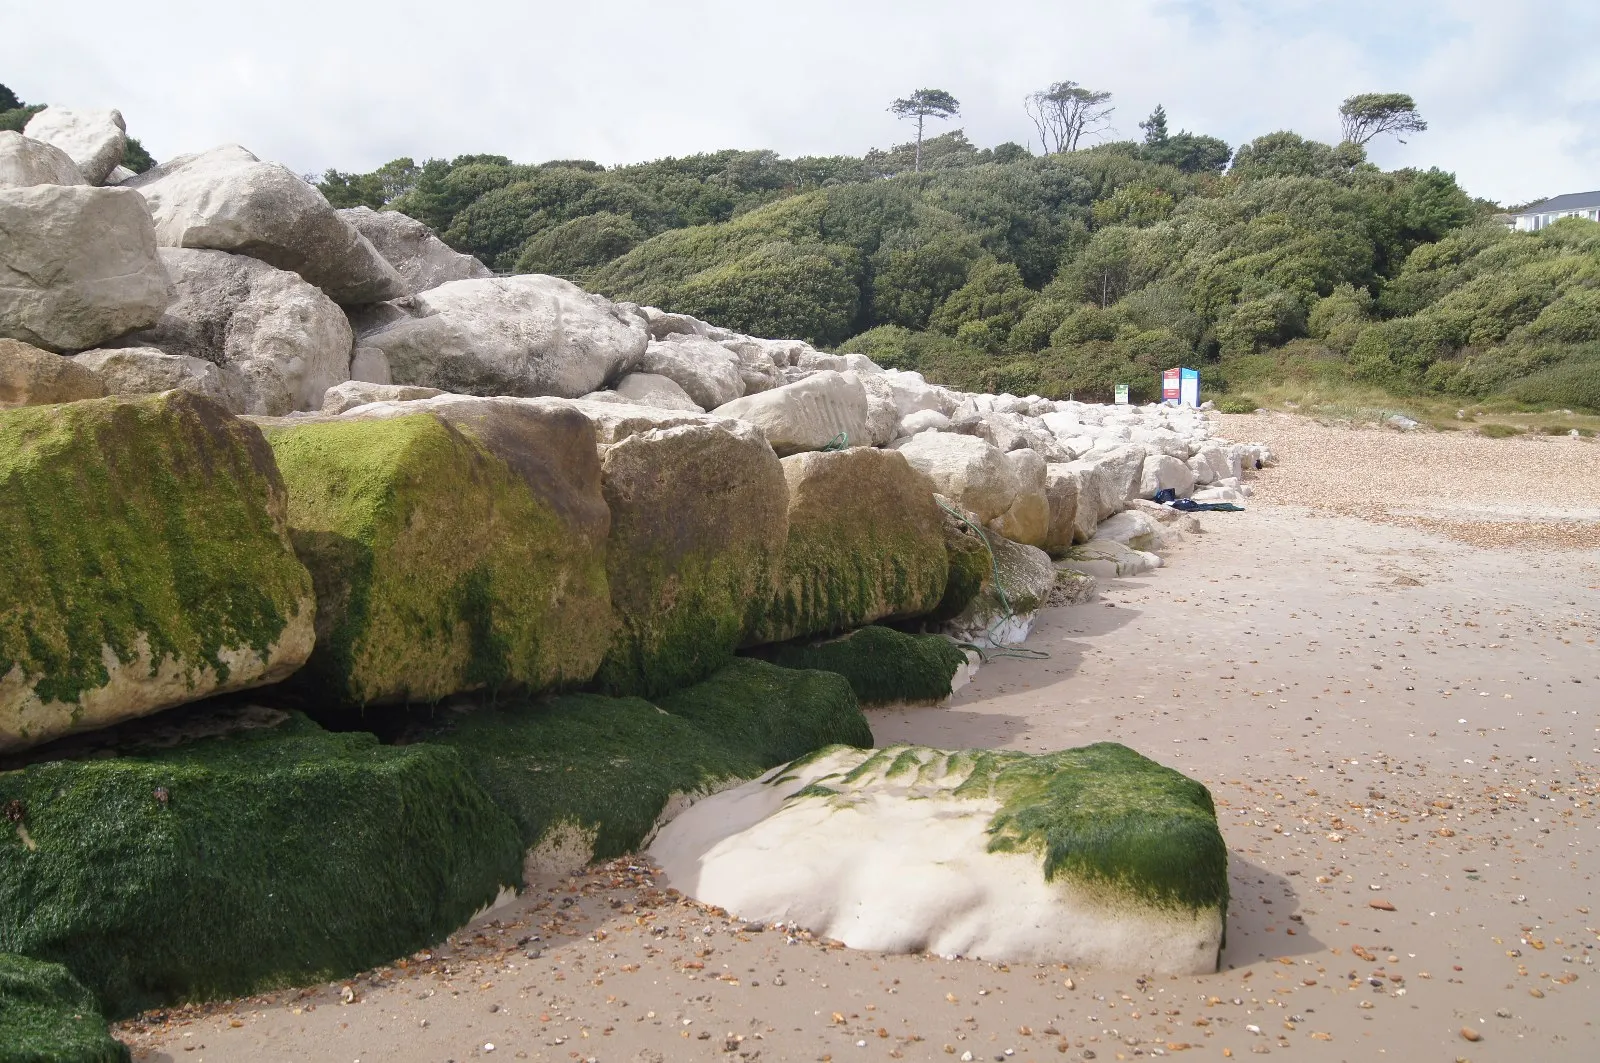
116,420,1600,1063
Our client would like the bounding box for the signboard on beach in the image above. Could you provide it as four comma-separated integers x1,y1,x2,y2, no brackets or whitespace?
1162,367,1201,407
1161,368,1181,403
1114,384,1129,405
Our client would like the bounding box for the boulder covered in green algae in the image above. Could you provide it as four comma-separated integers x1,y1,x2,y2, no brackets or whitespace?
591,418,788,697
651,741,1228,975
263,401,614,706
749,625,969,707
0,391,315,753
0,711,523,1018
419,657,870,878
745,447,948,646
0,953,128,1063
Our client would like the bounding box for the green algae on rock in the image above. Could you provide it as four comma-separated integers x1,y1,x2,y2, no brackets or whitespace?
746,448,948,646
265,411,613,705
0,392,315,753
652,741,1228,974
423,658,870,877
0,953,129,1063
0,712,522,1019
750,626,969,706
593,421,788,697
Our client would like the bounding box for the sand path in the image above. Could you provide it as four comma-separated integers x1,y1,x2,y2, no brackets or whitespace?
119,430,1600,1063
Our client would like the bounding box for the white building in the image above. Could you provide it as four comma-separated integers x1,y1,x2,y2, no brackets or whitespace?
1508,190,1600,231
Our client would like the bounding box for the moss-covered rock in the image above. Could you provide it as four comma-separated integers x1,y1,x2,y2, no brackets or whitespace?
0,392,315,753
0,953,128,1063
0,712,522,1017
926,505,991,623
651,742,1228,973
593,421,788,697
937,512,1056,646
264,407,613,705
746,447,948,646
420,658,869,875
750,626,968,706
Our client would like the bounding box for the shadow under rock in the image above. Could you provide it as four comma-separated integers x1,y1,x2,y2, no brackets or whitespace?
1221,854,1325,967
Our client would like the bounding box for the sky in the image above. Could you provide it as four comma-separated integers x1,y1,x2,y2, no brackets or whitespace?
4,0,1595,206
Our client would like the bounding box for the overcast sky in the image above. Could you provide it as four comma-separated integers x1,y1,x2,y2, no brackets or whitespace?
5,0,1595,205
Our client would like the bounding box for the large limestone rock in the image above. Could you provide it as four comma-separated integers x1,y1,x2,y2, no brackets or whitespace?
128,145,405,303
651,742,1228,974
637,336,744,410
988,449,1049,549
712,371,870,455
22,107,126,186
1065,445,1146,523
747,448,948,646
0,392,316,752
895,431,1016,524
360,275,648,398
72,346,242,409
318,379,443,414
264,400,614,705
111,248,352,415
594,419,789,696
1042,463,1083,556
0,131,85,188
1138,453,1196,499
941,531,1057,648
337,205,493,294
0,185,172,352
1061,538,1164,580
0,338,107,408
608,371,702,412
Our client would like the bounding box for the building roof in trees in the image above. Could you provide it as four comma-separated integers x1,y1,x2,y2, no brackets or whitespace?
1513,190,1600,215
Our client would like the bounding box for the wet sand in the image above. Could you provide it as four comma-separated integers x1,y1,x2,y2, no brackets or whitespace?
119,433,1600,1063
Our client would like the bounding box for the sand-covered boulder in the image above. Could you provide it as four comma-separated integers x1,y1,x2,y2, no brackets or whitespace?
337,205,493,294
594,418,788,696
651,742,1228,974
71,346,241,409
21,107,126,185
0,392,316,752
127,145,405,303
109,248,351,415
360,275,648,398
318,379,443,414
0,184,172,353
0,130,85,188
712,370,870,455
0,953,128,1062
748,448,948,645
0,710,523,1016
264,403,613,705
0,338,107,408
638,336,744,410
1061,537,1164,580
609,371,702,411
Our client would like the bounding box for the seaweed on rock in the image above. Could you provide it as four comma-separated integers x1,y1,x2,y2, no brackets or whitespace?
0,954,128,1063
0,713,523,1017
749,626,968,706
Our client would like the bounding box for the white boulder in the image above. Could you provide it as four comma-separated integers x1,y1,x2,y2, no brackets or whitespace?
109,248,352,415
359,274,649,398
1063,445,1146,523
637,335,744,409
1138,453,1197,499
319,380,444,414
896,432,1016,523
338,206,493,294
0,184,172,352
650,743,1225,974
0,131,85,188
1060,538,1164,580
1093,510,1165,552
610,371,703,412
712,370,870,455
22,107,126,185
128,145,405,303
897,409,950,437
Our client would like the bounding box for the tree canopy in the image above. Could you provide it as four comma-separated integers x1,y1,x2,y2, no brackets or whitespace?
888,89,961,173
1339,93,1427,146
1025,80,1115,153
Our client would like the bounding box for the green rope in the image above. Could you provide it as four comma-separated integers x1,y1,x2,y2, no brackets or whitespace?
820,432,850,451
936,498,1050,663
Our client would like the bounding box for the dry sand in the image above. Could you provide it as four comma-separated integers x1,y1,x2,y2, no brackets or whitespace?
118,418,1600,1063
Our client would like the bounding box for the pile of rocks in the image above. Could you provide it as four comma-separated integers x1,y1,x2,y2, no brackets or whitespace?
1,112,1248,1013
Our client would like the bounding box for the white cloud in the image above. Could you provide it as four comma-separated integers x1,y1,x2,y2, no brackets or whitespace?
3,0,1593,203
